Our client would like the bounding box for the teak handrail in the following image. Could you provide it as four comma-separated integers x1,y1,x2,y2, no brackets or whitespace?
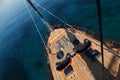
53,24,120,57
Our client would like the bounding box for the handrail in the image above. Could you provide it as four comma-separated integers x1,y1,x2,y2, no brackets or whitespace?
72,25,120,57
53,24,120,47
52,24,120,57
73,25,120,47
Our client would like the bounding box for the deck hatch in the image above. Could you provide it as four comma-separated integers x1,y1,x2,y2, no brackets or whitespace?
64,65,73,76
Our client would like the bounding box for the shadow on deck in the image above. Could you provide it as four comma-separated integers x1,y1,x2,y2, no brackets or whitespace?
80,54,115,80
115,64,120,80
66,30,116,80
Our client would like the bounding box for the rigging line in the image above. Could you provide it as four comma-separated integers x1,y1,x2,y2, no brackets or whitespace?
96,0,104,80
41,17,53,32
33,1,75,29
33,1,80,38
26,0,53,32
23,0,47,49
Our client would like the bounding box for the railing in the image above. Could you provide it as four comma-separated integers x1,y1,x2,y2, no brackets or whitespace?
52,24,120,57
72,25,120,57
42,47,54,80
54,24,120,57
54,24,120,50
74,25,120,47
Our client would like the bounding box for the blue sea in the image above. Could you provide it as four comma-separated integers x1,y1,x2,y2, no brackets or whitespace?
0,0,120,80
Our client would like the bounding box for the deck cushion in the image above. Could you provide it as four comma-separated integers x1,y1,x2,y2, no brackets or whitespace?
64,65,73,76
75,39,91,53
86,49,101,61
56,53,71,71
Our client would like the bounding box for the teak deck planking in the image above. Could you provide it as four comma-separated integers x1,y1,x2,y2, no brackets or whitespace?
47,28,120,80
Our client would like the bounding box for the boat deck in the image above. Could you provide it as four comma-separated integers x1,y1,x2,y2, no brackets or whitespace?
47,28,120,80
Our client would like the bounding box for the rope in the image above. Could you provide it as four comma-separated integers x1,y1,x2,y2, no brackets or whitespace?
25,1,105,80
41,17,53,32
33,1,75,29
23,0,47,49
26,0,53,32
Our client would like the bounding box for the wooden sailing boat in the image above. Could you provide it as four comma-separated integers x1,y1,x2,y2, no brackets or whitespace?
25,0,120,80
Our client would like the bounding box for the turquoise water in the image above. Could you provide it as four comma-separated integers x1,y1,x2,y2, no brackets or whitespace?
0,0,120,80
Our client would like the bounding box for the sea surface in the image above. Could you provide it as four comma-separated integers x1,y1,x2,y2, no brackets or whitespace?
0,0,120,80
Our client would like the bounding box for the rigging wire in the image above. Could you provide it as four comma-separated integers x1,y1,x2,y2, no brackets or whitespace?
23,0,47,49
40,17,53,32
26,0,53,32
33,1,105,80
96,0,104,80
26,1,105,80
33,1,75,29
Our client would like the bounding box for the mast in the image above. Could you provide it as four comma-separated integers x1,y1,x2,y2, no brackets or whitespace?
26,0,44,19
26,0,53,31
96,0,104,80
